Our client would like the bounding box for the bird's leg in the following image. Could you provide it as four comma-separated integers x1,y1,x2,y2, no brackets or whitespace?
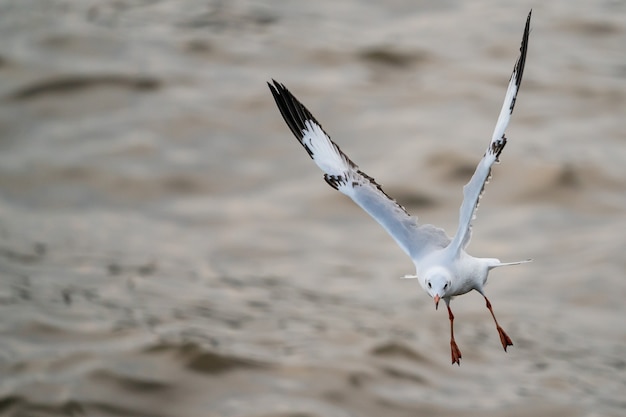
447,303,462,365
483,295,513,351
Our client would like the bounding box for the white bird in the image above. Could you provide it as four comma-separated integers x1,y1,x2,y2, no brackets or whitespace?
268,11,532,365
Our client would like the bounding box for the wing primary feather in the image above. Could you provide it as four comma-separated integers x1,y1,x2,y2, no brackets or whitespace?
268,81,313,156
268,80,330,160
513,10,531,101
506,10,530,113
268,81,360,172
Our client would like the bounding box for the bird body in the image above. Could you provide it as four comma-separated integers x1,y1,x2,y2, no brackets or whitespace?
268,11,533,365
412,250,485,300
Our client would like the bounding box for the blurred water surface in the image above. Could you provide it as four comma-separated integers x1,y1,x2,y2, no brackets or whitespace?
0,1,625,416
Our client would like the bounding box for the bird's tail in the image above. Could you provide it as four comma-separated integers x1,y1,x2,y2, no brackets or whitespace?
487,258,532,270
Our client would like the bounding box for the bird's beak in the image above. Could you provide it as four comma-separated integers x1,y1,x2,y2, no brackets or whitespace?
434,294,440,310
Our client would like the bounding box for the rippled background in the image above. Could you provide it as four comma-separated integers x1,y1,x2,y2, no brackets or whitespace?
1,1,625,416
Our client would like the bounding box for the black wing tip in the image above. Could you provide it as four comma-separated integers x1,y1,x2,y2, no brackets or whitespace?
522,10,532,51
267,79,286,95
267,79,306,132
267,79,290,110
267,79,321,158
515,10,532,87
267,79,325,133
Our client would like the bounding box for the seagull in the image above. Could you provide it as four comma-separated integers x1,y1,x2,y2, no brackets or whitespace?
267,11,532,365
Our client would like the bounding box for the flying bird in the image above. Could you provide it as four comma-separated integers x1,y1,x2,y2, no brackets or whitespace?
267,11,532,365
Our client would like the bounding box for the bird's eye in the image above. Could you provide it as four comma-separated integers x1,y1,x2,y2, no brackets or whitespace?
427,282,432,288
444,283,448,290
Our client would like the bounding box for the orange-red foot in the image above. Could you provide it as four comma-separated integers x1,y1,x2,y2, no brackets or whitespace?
497,326,513,351
450,340,462,365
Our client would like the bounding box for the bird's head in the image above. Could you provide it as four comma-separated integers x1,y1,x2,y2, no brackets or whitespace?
424,268,452,310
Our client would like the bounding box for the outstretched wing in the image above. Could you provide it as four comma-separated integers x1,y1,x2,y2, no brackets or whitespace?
268,80,449,260
448,10,531,254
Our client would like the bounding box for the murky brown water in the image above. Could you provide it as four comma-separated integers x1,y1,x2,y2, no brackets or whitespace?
1,1,625,416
